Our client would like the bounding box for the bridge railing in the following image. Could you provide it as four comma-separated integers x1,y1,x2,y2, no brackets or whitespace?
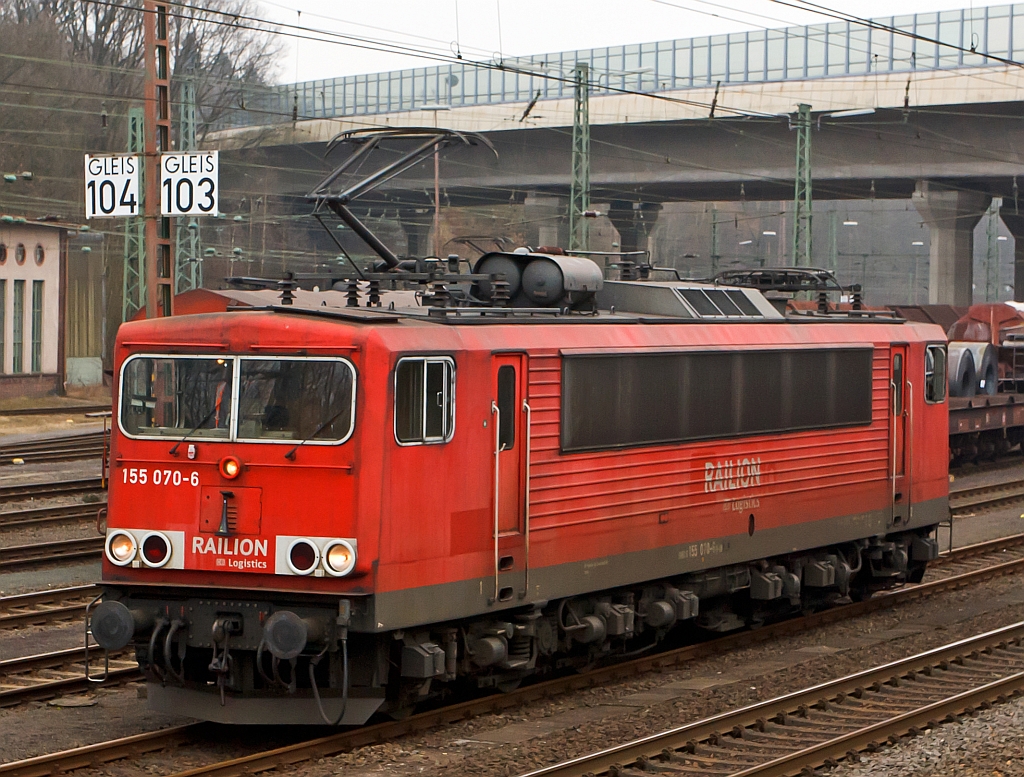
215,2,1024,130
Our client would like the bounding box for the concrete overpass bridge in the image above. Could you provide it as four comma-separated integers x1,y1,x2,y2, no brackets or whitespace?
212,2,1024,304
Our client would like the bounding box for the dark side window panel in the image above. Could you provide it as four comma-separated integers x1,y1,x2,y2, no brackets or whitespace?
497,365,516,450
561,348,874,452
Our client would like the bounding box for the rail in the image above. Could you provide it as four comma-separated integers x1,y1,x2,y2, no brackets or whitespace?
0,431,106,466
0,585,100,630
0,537,104,571
0,502,106,530
0,646,138,707
0,477,104,502
949,476,1024,512
516,622,1024,777
0,405,109,417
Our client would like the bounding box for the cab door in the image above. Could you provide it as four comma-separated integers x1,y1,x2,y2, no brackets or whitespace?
891,345,909,526
489,354,527,603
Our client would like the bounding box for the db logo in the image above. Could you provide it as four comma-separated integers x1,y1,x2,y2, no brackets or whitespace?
216,558,226,567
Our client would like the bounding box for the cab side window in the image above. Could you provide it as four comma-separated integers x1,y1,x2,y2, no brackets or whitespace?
925,344,947,404
395,357,455,444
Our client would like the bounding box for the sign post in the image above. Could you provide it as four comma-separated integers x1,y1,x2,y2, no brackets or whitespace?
143,0,173,318
84,155,140,219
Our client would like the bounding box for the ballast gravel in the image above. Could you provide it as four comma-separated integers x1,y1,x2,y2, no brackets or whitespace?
829,694,1024,777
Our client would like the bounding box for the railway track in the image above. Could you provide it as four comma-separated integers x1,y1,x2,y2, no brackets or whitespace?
6,534,1024,777
0,476,104,503
949,476,1024,513
0,646,138,708
0,501,106,530
0,585,99,630
0,431,107,466
0,537,104,571
0,405,109,418
520,622,1024,777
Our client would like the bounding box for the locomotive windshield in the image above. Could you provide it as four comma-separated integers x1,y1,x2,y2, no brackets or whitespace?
237,358,354,442
119,355,355,444
121,356,233,438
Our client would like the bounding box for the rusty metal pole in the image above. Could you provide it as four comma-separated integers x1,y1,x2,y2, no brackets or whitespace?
143,0,173,317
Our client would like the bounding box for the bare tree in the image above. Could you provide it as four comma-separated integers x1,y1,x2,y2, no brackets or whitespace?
2,1,280,135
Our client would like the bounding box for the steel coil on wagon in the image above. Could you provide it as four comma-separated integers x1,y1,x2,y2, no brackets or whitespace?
960,341,998,395
947,343,977,398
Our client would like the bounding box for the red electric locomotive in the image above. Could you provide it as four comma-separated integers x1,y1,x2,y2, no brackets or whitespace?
89,131,949,724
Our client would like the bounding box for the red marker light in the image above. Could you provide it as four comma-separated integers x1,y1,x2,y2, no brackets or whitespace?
141,532,172,567
287,539,319,575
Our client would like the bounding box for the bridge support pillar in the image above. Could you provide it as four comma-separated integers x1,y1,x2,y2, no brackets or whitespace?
607,201,663,256
398,208,434,257
912,181,990,306
999,207,1024,301
523,194,568,249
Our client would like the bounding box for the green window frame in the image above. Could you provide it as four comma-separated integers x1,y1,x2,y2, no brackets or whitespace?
12,279,24,374
0,279,5,373
30,280,42,373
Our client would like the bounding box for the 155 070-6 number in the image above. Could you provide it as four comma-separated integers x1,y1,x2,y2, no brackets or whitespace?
123,468,199,486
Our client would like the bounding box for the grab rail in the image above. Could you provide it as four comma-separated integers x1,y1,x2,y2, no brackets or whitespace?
891,379,899,525
906,379,914,523
490,401,500,605
520,400,532,600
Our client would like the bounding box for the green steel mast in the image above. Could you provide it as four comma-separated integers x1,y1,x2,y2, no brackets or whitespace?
175,78,203,293
569,62,590,252
121,106,145,321
792,103,812,267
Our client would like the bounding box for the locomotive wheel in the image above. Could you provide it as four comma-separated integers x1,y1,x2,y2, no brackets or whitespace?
906,561,927,584
848,585,875,602
386,703,415,721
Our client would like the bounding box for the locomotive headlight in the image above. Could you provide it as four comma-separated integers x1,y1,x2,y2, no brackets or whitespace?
219,455,242,479
287,538,320,576
106,530,137,566
324,540,357,577
140,532,172,568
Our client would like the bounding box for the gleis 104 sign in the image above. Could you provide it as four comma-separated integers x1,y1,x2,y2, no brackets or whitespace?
84,154,140,218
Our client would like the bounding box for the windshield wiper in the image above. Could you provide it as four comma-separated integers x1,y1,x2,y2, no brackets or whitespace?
169,405,221,455
285,408,348,460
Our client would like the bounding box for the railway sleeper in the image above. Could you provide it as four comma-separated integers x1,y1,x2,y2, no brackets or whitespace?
89,526,937,724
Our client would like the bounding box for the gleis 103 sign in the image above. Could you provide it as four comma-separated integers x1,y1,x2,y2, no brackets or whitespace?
84,154,140,218
159,151,218,216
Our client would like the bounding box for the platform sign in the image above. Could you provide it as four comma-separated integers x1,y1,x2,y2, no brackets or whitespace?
160,151,218,216
84,154,140,219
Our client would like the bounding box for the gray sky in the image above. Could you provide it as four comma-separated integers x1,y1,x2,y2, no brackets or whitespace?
258,0,1013,84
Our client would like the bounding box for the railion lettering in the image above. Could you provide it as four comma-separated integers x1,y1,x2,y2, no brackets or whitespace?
704,457,762,493
191,536,268,557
